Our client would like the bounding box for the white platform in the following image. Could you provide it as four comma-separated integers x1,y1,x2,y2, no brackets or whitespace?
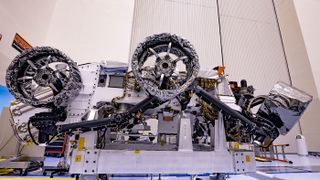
37,154,320,179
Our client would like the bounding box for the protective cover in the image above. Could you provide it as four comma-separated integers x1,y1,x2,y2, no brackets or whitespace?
257,82,312,135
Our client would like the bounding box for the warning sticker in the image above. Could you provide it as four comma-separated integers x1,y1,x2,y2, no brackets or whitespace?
245,155,251,162
75,154,82,163
78,137,85,151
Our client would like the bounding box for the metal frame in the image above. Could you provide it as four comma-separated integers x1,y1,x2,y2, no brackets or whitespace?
68,112,256,175
0,156,43,170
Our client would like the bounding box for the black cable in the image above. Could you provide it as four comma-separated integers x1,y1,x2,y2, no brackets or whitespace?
27,120,39,146
24,161,43,174
78,63,92,66
101,128,107,149
97,128,107,149
271,0,293,86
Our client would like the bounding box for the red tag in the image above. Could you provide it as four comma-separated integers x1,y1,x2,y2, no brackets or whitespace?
12,33,32,52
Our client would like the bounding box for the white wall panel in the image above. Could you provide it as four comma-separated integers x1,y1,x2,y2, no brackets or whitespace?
218,0,290,95
45,0,134,64
294,0,320,99
130,0,223,70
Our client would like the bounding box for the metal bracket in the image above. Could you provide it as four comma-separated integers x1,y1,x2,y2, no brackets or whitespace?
233,151,256,173
82,150,99,174
178,113,193,151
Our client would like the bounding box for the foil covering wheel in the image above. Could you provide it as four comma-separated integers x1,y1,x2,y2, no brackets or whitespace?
6,47,82,108
131,33,199,101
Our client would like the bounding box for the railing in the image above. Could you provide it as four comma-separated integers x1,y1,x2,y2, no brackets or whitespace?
251,144,293,164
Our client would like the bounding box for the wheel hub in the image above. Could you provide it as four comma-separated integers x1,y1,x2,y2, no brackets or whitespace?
34,68,54,86
155,58,175,78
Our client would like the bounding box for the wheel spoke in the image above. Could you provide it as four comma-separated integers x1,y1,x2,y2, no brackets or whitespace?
24,82,32,89
45,56,51,68
159,74,165,88
55,70,68,80
166,42,172,57
21,87,31,98
17,76,33,81
149,48,161,59
27,60,38,70
172,56,188,64
49,83,59,92
30,85,40,98
26,70,35,76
